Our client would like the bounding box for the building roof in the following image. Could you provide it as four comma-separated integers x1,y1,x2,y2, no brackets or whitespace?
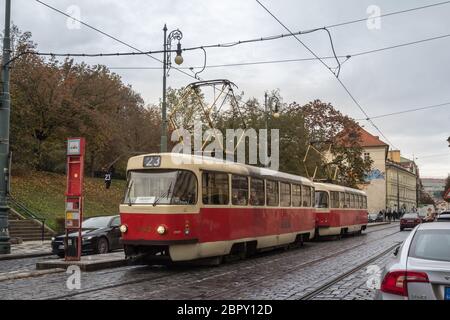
336,125,388,148
356,127,389,147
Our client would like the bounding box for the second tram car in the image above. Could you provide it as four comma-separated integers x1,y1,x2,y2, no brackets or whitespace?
314,183,368,237
119,153,316,263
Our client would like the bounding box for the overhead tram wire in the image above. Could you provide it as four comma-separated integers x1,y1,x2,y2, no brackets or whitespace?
356,102,450,121
324,0,450,29
255,0,399,150
34,0,201,81
9,30,450,69
106,31,450,70
33,0,450,76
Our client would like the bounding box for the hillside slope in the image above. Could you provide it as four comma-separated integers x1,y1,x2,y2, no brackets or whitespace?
11,171,127,231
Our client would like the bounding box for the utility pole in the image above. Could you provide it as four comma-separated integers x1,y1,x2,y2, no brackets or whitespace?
397,168,400,214
161,25,183,153
161,24,168,153
264,92,268,132
0,0,12,254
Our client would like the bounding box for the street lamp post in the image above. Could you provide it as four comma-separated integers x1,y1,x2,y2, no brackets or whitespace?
264,92,280,131
161,25,183,153
0,0,11,254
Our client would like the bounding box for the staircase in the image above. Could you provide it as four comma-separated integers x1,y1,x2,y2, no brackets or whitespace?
7,196,55,241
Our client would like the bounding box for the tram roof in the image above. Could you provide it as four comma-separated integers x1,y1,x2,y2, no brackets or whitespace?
127,153,314,186
314,182,366,195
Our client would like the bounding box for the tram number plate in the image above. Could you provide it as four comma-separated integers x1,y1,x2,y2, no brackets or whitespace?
143,156,161,168
445,287,450,300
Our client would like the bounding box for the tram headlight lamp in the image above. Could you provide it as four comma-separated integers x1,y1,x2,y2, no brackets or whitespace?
119,224,128,233
157,225,166,235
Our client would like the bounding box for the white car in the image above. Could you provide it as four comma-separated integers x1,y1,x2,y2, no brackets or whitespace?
377,222,450,300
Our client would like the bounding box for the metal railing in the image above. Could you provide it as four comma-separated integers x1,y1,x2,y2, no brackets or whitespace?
7,194,47,242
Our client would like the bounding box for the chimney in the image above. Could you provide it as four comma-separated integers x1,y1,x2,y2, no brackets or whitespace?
388,150,401,163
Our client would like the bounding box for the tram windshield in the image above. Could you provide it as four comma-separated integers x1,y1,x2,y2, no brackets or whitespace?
124,170,197,205
315,191,329,208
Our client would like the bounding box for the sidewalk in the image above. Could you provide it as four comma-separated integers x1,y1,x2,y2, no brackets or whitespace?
0,240,53,261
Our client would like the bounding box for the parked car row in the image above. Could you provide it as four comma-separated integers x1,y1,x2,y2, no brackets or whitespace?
368,213,384,223
377,212,450,300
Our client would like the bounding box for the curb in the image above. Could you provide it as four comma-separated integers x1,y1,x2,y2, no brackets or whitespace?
0,268,65,282
0,252,53,261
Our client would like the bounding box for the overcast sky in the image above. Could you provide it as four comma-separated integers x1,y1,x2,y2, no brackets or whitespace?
3,0,450,177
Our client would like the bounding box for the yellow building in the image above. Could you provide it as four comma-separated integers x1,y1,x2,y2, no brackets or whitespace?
386,151,418,212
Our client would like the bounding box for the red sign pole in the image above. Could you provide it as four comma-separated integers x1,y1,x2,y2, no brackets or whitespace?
64,138,85,261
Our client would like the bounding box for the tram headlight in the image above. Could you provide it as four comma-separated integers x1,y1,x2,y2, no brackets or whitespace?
119,224,128,233
156,225,166,235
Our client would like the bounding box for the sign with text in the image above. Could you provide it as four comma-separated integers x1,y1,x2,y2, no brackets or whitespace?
65,137,85,261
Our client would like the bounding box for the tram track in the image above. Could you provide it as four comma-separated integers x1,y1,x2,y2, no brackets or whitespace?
201,228,401,299
298,242,401,300
46,226,402,300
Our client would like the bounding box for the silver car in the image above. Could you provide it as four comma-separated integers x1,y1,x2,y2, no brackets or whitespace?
377,222,450,300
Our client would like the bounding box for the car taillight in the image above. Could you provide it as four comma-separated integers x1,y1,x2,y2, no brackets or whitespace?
400,219,405,223
381,270,429,296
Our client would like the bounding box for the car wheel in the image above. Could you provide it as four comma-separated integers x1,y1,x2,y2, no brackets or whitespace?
97,237,109,254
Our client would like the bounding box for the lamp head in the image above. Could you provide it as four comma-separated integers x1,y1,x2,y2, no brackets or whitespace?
174,42,183,65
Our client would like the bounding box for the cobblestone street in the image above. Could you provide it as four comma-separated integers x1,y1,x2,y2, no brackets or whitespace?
0,223,408,300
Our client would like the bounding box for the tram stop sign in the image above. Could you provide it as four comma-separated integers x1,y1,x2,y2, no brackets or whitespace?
65,137,85,261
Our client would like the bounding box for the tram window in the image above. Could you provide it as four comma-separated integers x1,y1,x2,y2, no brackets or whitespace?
311,187,315,206
232,175,248,205
280,182,291,207
315,191,329,208
356,195,360,209
266,180,279,206
344,193,350,208
302,185,311,207
292,184,302,207
202,172,229,205
339,192,345,208
363,196,367,209
250,178,265,206
350,194,355,208
124,169,197,205
330,191,340,208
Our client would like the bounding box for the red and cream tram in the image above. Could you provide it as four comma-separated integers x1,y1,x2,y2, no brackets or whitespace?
119,153,316,263
314,183,368,237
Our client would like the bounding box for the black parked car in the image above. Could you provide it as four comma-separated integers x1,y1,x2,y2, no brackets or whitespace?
51,215,122,258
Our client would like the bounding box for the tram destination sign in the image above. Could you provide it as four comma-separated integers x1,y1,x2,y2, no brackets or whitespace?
143,155,161,168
